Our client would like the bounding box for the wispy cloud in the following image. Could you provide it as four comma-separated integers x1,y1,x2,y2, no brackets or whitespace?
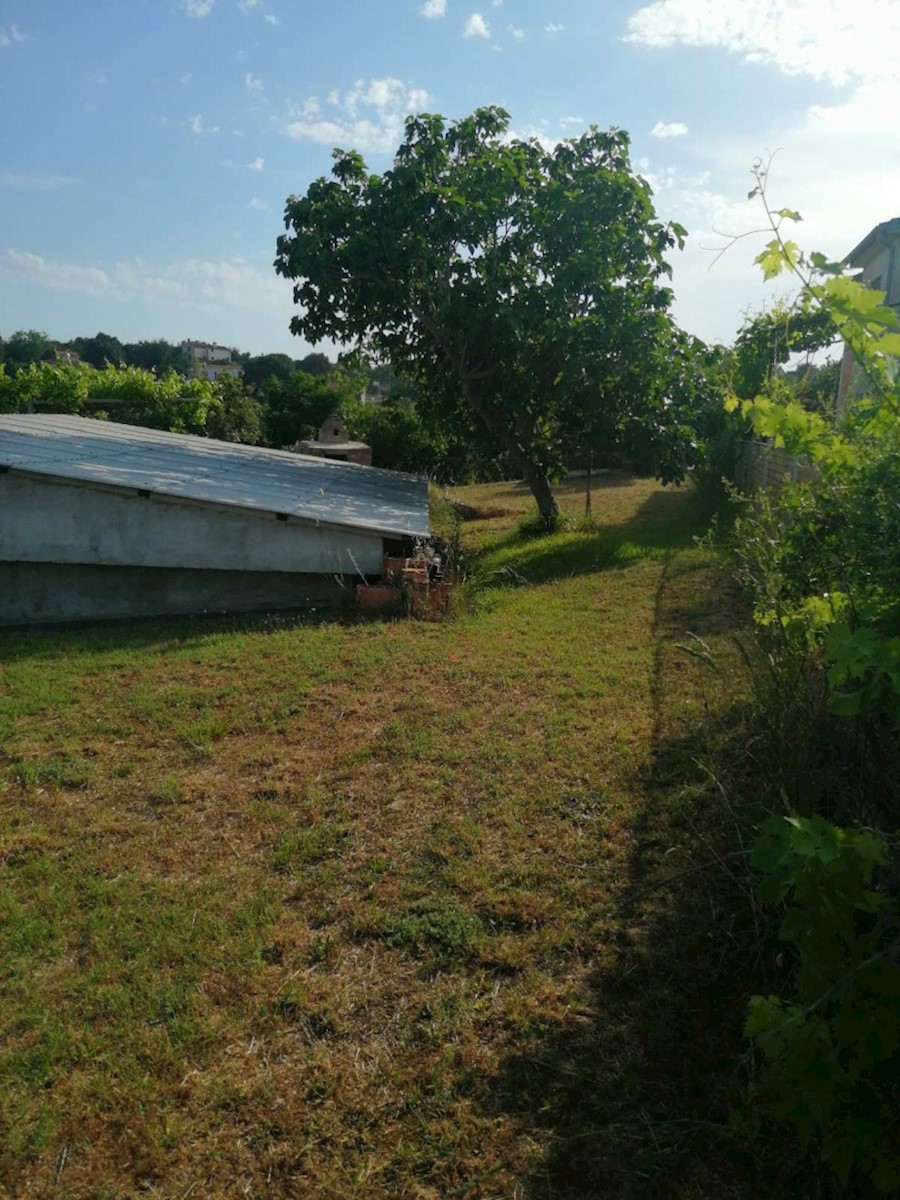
1,247,287,311
184,0,215,16
284,77,430,154
464,13,490,38
245,72,263,94
0,171,78,191
189,114,220,135
507,25,524,39
221,156,264,170
180,72,193,85
650,120,688,138
422,0,446,16
559,116,586,129
249,196,270,210
545,22,565,34
263,13,279,24
238,0,262,9
4,249,111,295
0,24,27,47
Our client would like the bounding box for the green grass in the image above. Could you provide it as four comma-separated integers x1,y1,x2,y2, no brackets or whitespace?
0,475,769,1198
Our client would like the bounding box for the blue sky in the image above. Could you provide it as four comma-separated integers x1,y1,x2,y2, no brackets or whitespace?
1,0,898,357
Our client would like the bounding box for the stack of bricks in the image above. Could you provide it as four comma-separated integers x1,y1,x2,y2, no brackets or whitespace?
356,554,451,616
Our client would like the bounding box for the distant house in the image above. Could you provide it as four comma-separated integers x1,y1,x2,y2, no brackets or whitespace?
837,217,900,410
181,339,243,383
296,415,373,467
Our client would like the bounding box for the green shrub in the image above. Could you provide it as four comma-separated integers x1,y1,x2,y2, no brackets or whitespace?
746,814,900,1194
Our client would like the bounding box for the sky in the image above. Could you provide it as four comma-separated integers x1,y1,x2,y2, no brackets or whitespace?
1,0,899,358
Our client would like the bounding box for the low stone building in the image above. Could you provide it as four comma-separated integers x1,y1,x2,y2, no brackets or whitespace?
0,414,428,626
296,414,372,467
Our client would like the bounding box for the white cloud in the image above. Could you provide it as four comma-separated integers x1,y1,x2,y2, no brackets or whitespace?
184,0,215,16
625,0,900,86
507,25,524,39
249,196,270,210
4,249,111,296
189,114,219,135
545,23,565,34
635,73,900,345
284,77,430,154
559,116,586,129
619,0,900,344
238,0,262,9
263,13,279,24
422,0,446,17
245,72,263,94
1,247,288,311
651,120,688,138
0,24,27,46
464,13,490,38
221,156,265,170
0,171,78,191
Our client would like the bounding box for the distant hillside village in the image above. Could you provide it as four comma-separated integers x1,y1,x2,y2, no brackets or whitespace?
0,326,471,480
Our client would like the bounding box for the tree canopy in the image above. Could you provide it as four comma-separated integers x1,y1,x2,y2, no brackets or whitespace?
2,329,53,370
276,106,696,525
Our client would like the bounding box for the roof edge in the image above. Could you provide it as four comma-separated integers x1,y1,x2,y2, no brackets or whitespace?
843,217,900,266
3,464,430,541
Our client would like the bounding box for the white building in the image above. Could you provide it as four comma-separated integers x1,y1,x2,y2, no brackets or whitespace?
182,339,233,365
838,217,900,411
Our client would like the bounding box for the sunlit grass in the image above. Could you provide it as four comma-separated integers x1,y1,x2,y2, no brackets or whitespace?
0,475,757,1198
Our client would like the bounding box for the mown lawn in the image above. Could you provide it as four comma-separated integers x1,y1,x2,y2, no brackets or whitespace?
0,475,759,1199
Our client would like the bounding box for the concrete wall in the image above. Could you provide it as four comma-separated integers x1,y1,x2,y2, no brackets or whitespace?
0,561,346,627
0,472,385,575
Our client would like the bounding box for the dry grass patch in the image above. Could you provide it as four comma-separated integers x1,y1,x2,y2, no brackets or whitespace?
0,477,764,1199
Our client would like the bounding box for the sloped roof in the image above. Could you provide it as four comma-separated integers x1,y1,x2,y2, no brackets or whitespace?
0,414,429,538
843,217,900,266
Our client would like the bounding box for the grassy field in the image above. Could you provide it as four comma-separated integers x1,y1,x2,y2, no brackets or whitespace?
0,475,761,1199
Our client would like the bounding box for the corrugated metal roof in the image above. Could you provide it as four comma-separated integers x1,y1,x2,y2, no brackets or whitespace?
0,414,430,538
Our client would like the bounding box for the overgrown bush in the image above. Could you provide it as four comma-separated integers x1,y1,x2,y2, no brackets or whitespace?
712,161,900,1194
746,815,899,1194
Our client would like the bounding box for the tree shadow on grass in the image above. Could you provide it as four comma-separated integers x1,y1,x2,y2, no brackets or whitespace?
479,558,802,1198
0,600,354,664
473,487,715,589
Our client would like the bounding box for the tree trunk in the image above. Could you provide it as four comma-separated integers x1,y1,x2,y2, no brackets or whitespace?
515,454,560,530
463,381,560,531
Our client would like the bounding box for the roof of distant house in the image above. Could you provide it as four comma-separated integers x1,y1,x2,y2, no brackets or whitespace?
0,414,429,538
844,217,900,266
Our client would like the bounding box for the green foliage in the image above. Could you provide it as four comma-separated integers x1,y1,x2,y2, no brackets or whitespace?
260,369,347,447
241,352,296,390
0,361,216,433
1,329,53,371
295,351,334,376
206,373,264,444
381,898,483,958
746,815,900,1193
276,106,700,528
72,331,124,369
732,300,836,402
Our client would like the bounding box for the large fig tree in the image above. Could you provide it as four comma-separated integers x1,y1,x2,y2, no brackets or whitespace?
276,107,690,527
